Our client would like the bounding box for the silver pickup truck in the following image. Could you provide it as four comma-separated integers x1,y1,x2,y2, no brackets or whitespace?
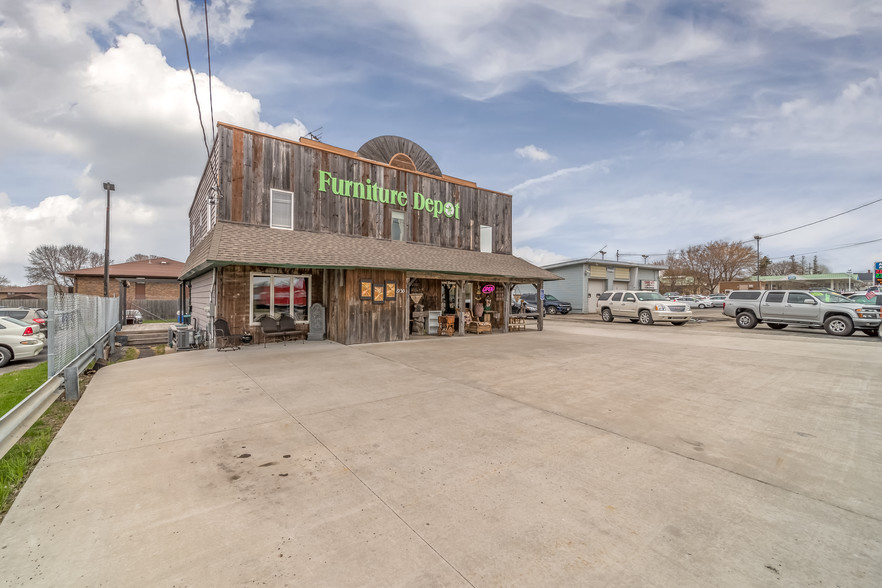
722,289,881,337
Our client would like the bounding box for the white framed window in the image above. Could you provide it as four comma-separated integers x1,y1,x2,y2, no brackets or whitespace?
270,189,294,230
391,211,405,241
480,225,492,253
250,273,310,324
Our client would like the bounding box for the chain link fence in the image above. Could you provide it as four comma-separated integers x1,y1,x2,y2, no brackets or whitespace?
47,288,120,377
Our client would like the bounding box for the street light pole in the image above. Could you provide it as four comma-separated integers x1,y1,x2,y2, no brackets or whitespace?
753,234,762,287
103,182,115,297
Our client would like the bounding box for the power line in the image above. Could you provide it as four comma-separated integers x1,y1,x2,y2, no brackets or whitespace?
749,197,882,242
203,0,215,143
176,0,211,159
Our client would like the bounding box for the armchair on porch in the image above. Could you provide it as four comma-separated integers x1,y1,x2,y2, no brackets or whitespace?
214,318,244,351
463,308,491,334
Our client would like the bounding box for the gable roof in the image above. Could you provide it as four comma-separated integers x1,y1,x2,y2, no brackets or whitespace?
181,222,559,283
60,257,184,279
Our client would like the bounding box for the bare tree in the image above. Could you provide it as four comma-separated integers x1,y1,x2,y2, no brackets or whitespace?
126,253,159,262
664,240,755,294
25,244,108,289
0,274,11,288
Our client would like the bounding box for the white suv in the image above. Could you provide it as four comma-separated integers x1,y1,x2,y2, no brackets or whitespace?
597,291,692,325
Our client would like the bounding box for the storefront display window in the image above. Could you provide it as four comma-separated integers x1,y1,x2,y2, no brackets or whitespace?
251,273,309,323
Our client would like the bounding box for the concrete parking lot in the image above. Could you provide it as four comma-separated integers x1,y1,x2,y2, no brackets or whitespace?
1,318,880,586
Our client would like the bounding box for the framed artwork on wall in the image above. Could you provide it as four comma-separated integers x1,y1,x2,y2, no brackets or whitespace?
373,283,385,304
385,280,396,300
360,279,372,300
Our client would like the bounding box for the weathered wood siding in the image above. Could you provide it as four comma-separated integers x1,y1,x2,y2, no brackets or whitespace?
340,269,407,345
212,126,512,254
217,265,323,337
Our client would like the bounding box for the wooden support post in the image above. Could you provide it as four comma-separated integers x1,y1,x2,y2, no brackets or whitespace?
457,280,466,336
406,277,415,340
503,282,511,333
536,281,544,331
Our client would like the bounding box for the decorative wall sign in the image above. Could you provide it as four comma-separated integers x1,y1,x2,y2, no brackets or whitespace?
385,281,397,300
360,279,372,300
373,284,385,304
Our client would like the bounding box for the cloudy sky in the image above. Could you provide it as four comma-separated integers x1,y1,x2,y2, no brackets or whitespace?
2,0,881,285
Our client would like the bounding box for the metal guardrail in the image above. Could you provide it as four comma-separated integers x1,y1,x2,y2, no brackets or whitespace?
0,376,64,459
0,325,117,460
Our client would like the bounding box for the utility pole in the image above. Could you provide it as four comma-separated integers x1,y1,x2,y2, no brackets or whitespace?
753,234,762,287
103,182,115,297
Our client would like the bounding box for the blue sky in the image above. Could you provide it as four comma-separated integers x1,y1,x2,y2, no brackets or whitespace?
2,0,881,285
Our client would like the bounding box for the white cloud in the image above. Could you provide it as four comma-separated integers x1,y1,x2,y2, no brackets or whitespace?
513,246,570,267
515,145,552,161
728,72,882,155
753,0,882,37
508,160,612,198
0,4,303,285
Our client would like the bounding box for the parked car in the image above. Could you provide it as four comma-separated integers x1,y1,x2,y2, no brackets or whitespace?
708,294,727,307
511,297,543,319
0,316,46,367
675,296,713,309
0,307,48,332
518,293,572,315
722,289,880,337
848,292,882,309
125,309,143,324
597,290,692,325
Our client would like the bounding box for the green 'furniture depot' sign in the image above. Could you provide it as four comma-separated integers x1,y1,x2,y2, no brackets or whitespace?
318,171,460,220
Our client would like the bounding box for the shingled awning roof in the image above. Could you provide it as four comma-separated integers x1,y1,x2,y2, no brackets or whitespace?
181,222,560,282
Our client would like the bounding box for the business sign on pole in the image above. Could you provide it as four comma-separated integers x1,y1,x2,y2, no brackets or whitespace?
875,261,882,285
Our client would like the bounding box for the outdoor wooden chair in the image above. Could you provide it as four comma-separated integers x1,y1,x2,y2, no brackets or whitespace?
463,309,491,334
214,318,243,351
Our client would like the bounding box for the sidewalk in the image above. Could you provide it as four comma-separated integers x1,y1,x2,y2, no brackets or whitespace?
1,323,879,586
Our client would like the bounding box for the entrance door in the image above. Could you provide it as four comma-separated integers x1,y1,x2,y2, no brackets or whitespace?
587,279,605,313
135,282,146,299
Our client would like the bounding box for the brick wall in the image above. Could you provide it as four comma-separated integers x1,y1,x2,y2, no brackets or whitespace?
75,277,179,299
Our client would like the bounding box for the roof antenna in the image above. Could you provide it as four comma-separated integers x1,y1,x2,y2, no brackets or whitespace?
305,126,323,141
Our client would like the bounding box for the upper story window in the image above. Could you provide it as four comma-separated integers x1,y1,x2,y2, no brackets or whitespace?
391,211,405,241
271,189,293,230
480,225,492,253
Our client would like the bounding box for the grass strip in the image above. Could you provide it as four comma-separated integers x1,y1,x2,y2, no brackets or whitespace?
0,362,49,417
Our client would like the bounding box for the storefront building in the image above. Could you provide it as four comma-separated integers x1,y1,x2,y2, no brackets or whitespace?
540,259,665,314
180,123,558,344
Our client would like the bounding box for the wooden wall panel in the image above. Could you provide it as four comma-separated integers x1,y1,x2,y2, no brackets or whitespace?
210,126,513,254
342,269,406,345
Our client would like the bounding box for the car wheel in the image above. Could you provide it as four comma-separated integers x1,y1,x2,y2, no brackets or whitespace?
546,305,558,315
600,308,614,322
672,321,686,326
0,346,11,368
824,315,854,337
698,303,706,309
638,310,654,325
767,323,787,330
862,328,879,337
736,311,758,329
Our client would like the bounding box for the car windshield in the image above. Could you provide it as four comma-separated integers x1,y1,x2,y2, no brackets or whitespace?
810,291,855,303
635,292,666,301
